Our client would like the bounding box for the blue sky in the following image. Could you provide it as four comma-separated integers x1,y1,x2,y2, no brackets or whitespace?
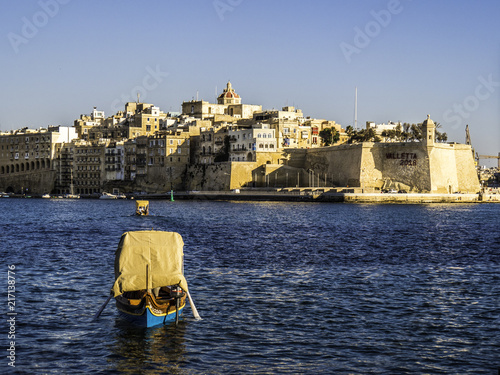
1,0,499,164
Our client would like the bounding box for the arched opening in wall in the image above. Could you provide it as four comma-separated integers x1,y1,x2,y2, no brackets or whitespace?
21,164,24,172
202,146,206,155
208,146,212,154
26,163,30,171
31,161,35,170
230,108,234,116
15,164,19,172
10,165,14,173
6,186,14,194
46,160,50,168
1,166,4,174
36,161,40,169
247,152,253,161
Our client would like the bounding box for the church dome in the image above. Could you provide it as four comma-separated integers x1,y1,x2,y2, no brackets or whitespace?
217,81,241,104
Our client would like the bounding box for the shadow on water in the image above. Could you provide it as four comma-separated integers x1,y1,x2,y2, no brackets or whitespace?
106,320,189,374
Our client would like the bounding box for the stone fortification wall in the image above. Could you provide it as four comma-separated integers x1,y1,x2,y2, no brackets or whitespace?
367,143,431,192
0,171,56,194
428,144,459,193
136,165,187,193
301,144,363,187
296,141,479,193
185,163,232,191
184,161,308,190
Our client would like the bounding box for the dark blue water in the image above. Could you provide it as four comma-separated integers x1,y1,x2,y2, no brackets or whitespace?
1,199,499,374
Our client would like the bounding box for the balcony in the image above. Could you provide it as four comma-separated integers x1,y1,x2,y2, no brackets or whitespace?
232,147,248,153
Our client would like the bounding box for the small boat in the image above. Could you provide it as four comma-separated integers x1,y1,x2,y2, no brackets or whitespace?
64,194,80,199
111,231,200,327
99,192,117,200
42,194,51,199
135,200,149,216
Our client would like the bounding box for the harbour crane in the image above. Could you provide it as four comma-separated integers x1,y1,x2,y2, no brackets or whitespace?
466,125,500,168
476,153,500,169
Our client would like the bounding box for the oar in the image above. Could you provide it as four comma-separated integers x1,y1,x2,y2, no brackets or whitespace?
92,294,112,321
185,289,201,320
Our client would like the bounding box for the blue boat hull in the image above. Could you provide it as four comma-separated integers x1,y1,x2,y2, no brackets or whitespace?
117,304,185,328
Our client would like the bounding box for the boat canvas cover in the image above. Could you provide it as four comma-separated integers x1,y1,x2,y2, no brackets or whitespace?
135,200,149,208
112,231,188,297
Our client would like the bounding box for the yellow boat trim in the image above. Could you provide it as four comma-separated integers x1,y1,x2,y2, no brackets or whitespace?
146,302,186,317
117,301,186,317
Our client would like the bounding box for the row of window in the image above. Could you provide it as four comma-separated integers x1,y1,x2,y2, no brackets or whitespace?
0,136,50,144
148,156,186,165
149,139,185,147
76,165,100,171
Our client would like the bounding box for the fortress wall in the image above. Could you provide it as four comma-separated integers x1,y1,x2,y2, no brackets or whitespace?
304,144,363,187
0,170,56,194
229,162,258,189
454,145,480,193
367,143,431,192
294,141,478,193
185,163,232,191
428,144,459,193
136,164,187,193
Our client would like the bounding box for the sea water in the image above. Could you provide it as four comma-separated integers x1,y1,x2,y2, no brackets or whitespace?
1,199,499,374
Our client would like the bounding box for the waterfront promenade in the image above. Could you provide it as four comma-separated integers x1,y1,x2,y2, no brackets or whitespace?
138,189,500,203
4,188,499,203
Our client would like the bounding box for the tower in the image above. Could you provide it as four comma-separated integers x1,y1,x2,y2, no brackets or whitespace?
422,114,435,147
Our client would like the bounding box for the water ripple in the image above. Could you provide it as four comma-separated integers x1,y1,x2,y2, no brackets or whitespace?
0,200,498,373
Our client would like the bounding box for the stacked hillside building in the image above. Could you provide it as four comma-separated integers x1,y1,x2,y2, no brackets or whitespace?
0,82,345,195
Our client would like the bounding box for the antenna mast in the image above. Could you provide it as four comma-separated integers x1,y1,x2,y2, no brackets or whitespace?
354,87,358,130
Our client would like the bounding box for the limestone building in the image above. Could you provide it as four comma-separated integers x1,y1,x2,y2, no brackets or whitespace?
0,126,78,194
181,81,262,120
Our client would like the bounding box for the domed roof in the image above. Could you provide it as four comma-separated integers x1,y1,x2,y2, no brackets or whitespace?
422,114,435,127
218,81,240,101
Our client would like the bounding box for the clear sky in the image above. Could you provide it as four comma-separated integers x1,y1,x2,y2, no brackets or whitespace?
1,0,499,165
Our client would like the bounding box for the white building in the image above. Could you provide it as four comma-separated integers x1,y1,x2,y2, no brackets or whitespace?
229,124,276,162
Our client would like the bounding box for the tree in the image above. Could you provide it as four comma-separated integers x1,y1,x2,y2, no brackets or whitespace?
348,127,380,143
319,127,340,146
